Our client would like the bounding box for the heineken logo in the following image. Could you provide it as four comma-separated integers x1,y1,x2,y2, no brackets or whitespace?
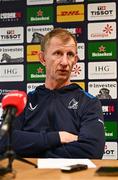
88,41,116,60
27,6,53,24
104,121,117,140
30,9,49,21
92,45,112,57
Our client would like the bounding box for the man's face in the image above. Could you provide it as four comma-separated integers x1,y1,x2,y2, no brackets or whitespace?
43,37,78,83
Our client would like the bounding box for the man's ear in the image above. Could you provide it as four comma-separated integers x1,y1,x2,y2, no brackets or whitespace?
39,51,46,66
74,54,79,64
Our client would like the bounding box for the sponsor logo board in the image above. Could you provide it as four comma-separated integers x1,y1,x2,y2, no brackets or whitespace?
27,0,53,5
104,121,118,140
0,45,24,63
27,45,40,62
57,0,84,3
27,25,53,43
0,83,26,101
88,41,116,60
66,25,85,41
88,2,116,21
27,63,46,81
0,65,24,82
77,43,85,60
71,62,85,80
0,27,24,44
101,100,118,120
103,142,117,159
88,81,117,99
57,4,84,22
27,6,54,24
27,83,43,93
0,11,23,23
88,62,117,79
88,22,116,40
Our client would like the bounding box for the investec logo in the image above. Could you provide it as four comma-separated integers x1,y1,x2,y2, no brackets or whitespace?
27,83,43,93
88,81,117,99
88,2,116,21
0,27,24,44
0,88,15,96
27,25,53,34
57,4,84,22
0,89,11,96
88,22,116,40
27,25,53,43
0,45,24,63
0,12,22,22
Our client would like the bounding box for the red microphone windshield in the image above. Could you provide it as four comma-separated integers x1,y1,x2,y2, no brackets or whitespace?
1,90,27,116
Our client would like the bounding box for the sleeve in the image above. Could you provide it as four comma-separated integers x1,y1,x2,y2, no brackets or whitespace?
0,111,61,157
42,98,105,159
11,113,61,157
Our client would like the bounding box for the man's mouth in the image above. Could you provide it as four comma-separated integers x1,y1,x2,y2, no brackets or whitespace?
58,69,68,73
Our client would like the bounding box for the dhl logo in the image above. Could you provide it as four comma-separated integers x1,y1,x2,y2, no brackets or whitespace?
57,4,84,22
59,11,83,16
27,45,41,62
30,51,38,55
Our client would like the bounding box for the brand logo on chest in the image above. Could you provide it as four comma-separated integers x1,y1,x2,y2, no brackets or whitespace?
68,98,78,109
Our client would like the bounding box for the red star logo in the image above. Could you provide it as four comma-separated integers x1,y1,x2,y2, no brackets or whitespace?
98,45,106,52
37,67,43,73
37,10,43,17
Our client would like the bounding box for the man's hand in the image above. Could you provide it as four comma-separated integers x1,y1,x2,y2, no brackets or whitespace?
59,131,78,144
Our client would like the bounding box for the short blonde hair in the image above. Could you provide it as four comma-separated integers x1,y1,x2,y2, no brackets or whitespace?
41,28,77,51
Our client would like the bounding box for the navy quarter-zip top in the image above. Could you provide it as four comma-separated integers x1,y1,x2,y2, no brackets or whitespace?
0,84,105,159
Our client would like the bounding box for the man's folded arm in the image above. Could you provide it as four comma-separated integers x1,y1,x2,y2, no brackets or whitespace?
41,98,105,159
11,130,61,157
42,121,105,159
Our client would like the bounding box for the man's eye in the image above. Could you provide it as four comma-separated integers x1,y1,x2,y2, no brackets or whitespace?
55,51,62,57
56,51,61,55
67,52,75,58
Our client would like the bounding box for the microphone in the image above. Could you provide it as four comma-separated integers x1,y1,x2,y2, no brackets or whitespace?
0,90,27,137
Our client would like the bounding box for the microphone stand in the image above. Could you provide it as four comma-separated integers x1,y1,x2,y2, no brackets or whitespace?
0,107,37,176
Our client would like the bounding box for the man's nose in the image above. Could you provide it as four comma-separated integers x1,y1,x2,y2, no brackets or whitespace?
60,54,68,65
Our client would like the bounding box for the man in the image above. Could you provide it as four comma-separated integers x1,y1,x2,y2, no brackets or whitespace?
0,28,105,158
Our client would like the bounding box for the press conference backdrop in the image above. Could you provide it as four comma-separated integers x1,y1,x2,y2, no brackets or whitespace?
0,0,118,159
